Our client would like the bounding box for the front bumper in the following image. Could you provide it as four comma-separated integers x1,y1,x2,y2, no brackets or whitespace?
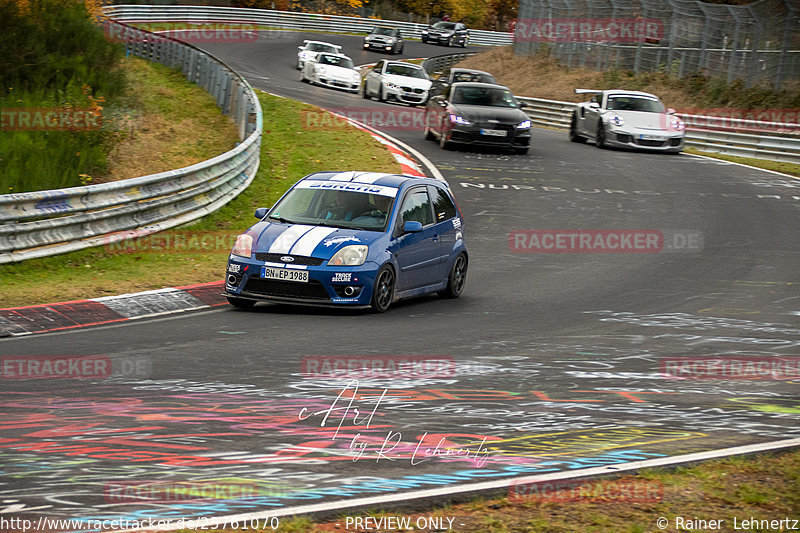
423,33,463,45
385,85,428,105
448,125,531,149
363,40,396,52
314,75,360,92
605,129,684,152
225,255,379,307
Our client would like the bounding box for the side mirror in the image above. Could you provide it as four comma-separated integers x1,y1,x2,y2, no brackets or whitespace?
403,220,423,233
589,102,600,110
254,207,268,219
298,46,303,50
667,107,676,114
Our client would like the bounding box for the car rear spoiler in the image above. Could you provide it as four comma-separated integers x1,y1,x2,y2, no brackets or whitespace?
575,89,603,94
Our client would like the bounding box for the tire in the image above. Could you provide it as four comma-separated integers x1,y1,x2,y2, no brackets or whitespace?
569,114,586,143
422,36,428,44
461,36,468,48
596,123,607,149
379,85,387,102
514,146,529,155
439,253,467,298
370,265,395,312
227,296,256,309
424,124,436,141
448,36,455,47
362,83,370,99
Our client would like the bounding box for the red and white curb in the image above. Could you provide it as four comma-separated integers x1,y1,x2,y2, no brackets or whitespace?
0,281,226,337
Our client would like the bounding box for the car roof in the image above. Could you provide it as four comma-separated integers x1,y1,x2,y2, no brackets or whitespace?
371,26,398,31
300,171,443,190
450,81,511,91
386,61,423,68
451,68,493,76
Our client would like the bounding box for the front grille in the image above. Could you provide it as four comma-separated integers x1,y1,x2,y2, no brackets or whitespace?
401,87,424,94
244,278,330,300
637,139,667,147
616,133,632,143
669,138,682,146
254,253,324,266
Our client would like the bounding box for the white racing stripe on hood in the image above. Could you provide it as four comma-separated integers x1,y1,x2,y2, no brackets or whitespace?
352,172,393,184
290,227,337,256
268,225,315,254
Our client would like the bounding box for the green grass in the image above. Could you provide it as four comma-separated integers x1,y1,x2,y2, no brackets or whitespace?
0,89,401,308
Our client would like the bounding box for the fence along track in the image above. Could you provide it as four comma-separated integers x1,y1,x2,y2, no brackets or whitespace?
0,20,263,264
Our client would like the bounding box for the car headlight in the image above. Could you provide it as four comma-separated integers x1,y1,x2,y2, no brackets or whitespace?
317,66,327,75
608,114,625,126
449,113,471,125
670,116,686,131
329,245,368,266
422,29,429,34
387,38,396,43
231,234,253,258
384,81,399,89
351,72,361,82
517,119,531,129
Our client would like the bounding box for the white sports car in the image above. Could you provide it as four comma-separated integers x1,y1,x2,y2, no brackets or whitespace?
569,89,685,153
300,53,361,93
296,40,342,70
362,60,432,106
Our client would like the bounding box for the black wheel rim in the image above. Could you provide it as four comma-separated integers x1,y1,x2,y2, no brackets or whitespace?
597,126,604,147
375,269,394,309
452,256,466,293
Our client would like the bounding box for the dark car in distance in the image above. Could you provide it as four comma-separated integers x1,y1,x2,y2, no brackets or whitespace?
421,21,469,47
429,68,497,98
363,26,404,54
424,82,532,154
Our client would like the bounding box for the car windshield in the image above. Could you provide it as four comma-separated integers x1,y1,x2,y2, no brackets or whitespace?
385,64,426,78
452,86,518,108
372,27,396,36
452,71,497,84
318,55,354,69
269,187,394,231
433,22,457,30
307,43,337,53
607,96,665,113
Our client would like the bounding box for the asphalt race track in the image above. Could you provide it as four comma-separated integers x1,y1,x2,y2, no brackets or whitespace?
1,30,799,530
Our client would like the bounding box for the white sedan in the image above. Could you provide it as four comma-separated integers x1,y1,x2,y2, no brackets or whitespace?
296,40,342,70
300,53,361,93
570,89,685,153
362,60,432,106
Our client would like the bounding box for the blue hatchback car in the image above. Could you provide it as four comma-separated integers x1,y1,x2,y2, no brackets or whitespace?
224,171,468,312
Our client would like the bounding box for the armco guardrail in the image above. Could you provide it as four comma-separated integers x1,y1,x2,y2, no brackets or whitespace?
421,53,800,164
0,20,262,264
103,5,513,47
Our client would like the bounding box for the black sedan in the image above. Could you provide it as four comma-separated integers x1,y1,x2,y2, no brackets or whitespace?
421,21,469,47
424,82,532,154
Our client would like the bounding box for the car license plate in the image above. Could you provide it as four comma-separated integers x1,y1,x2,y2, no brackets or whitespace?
261,266,309,283
640,134,666,141
480,129,507,137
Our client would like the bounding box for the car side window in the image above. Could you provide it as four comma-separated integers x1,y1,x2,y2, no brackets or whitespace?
398,188,433,229
428,186,457,222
